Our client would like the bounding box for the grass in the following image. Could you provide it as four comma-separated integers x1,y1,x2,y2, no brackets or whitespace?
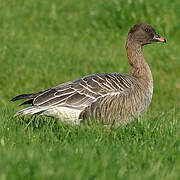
0,0,180,179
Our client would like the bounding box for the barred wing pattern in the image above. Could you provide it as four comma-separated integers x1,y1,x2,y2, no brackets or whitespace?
32,73,133,109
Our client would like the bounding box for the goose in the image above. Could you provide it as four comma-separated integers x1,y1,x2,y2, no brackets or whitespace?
11,23,166,126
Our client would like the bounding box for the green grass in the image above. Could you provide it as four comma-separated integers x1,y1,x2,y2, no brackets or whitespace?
0,0,180,179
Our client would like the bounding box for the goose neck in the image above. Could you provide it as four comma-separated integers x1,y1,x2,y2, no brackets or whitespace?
125,39,153,83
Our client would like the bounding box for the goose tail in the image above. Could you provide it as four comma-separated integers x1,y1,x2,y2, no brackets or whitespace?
11,91,44,102
14,106,48,117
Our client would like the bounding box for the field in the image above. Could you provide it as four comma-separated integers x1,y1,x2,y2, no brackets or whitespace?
0,0,180,179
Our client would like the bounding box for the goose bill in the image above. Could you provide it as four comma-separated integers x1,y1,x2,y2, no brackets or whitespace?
153,34,166,43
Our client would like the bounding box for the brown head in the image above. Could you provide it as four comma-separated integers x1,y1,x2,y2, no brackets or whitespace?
127,23,166,46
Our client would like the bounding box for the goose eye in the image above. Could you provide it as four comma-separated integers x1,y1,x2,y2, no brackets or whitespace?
145,28,150,32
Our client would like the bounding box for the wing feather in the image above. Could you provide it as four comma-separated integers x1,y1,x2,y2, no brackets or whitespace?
19,73,136,111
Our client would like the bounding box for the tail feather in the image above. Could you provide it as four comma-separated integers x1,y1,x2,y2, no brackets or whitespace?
12,90,52,117
11,93,34,101
11,90,48,102
14,106,48,117
20,99,34,106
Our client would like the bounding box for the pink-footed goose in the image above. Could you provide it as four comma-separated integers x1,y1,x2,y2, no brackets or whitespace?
11,23,166,126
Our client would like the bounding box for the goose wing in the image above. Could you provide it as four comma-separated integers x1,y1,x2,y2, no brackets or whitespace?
29,73,134,110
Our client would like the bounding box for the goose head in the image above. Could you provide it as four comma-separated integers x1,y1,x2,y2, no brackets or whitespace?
128,23,166,46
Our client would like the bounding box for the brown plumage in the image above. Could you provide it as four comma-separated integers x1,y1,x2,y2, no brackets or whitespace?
11,23,166,126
